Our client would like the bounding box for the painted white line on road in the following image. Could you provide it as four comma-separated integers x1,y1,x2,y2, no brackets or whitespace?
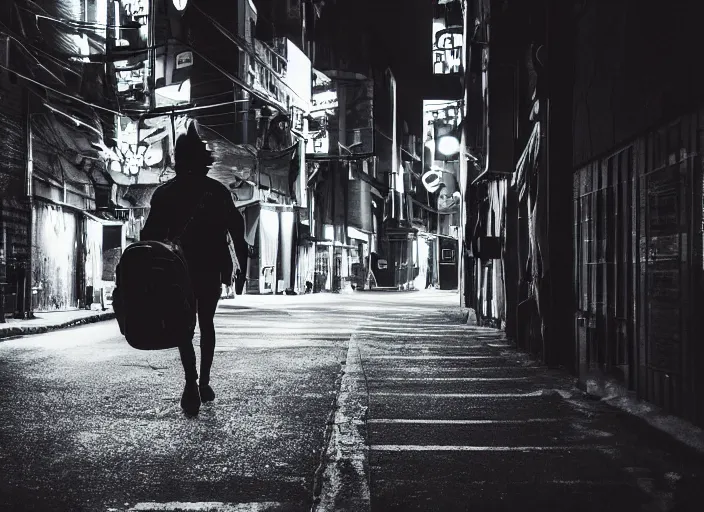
356,332,478,337
356,324,472,329
128,502,284,511
368,377,529,382
370,445,607,452
368,355,499,360
371,478,625,487
367,418,559,425
362,344,492,350
218,328,354,333
367,366,541,371
370,391,546,398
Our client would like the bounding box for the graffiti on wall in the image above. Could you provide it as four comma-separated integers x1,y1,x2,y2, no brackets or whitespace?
103,115,189,183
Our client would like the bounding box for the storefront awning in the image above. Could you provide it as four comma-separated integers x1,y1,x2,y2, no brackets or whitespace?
206,142,258,186
471,167,514,186
84,211,125,226
348,226,371,242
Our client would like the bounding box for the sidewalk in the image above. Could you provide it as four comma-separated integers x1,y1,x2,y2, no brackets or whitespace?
0,307,115,340
0,290,369,341
317,307,704,511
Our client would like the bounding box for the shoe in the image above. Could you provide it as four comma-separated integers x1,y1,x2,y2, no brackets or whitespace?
180,381,201,416
199,383,215,402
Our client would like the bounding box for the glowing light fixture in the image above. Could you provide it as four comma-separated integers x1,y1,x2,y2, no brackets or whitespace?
173,0,188,10
437,135,460,156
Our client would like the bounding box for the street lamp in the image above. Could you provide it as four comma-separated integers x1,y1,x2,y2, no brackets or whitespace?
437,134,460,156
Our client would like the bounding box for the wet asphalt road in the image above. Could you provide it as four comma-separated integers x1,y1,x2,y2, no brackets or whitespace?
2,290,704,512
0,293,369,512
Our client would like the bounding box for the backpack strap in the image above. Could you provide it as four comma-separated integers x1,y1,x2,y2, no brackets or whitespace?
168,191,210,244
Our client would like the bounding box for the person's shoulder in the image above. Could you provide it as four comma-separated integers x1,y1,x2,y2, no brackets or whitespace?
150,180,173,201
204,176,231,197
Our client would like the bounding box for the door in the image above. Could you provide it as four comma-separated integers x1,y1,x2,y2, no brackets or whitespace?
438,237,458,290
636,117,698,420
640,157,688,415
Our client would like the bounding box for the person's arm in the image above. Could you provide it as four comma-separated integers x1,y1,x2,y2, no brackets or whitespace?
140,188,166,241
224,190,249,276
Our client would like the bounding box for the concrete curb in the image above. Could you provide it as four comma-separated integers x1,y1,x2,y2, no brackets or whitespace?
579,375,704,456
313,333,371,512
0,312,116,341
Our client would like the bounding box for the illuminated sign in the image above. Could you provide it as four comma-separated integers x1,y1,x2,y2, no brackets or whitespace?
432,0,464,75
175,51,193,69
311,90,338,112
422,169,443,193
284,39,312,111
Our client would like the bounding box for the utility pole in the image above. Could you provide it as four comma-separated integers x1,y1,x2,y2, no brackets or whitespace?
458,0,470,307
23,89,34,319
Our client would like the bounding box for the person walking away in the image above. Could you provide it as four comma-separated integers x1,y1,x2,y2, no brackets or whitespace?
140,122,248,416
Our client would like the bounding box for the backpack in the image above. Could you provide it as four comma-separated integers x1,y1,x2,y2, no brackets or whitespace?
112,194,207,350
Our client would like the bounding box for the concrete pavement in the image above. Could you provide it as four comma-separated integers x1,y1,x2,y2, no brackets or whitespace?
1,291,704,511
317,294,704,512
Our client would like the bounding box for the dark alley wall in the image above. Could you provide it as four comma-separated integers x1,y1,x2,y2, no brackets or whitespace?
313,0,462,138
572,0,704,167
369,0,463,136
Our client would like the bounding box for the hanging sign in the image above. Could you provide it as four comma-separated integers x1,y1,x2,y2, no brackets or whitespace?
422,169,443,193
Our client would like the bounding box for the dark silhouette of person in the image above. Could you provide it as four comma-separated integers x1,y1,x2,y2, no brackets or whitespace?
140,122,248,416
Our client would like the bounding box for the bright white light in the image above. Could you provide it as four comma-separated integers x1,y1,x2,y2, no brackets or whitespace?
72,34,90,56
155,79,191,107
97,0,107,25
437,135,460,156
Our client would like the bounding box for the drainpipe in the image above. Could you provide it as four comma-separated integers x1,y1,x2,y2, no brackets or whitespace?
148,0,156,109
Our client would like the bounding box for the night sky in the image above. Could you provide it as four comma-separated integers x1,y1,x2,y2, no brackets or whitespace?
368,0,462,136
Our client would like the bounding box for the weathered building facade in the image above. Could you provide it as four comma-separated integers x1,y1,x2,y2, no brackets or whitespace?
0,21,31,319
463,0,704,428
571,0,704,427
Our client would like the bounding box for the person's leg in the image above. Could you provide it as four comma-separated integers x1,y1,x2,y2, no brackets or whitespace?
197,281,222,399
178,334,200,416
178,342,199,383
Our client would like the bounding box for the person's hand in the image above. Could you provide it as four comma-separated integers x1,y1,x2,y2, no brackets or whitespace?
234,269,246,295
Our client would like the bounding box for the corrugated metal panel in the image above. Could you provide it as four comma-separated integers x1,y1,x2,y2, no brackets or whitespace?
575,109,704,427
